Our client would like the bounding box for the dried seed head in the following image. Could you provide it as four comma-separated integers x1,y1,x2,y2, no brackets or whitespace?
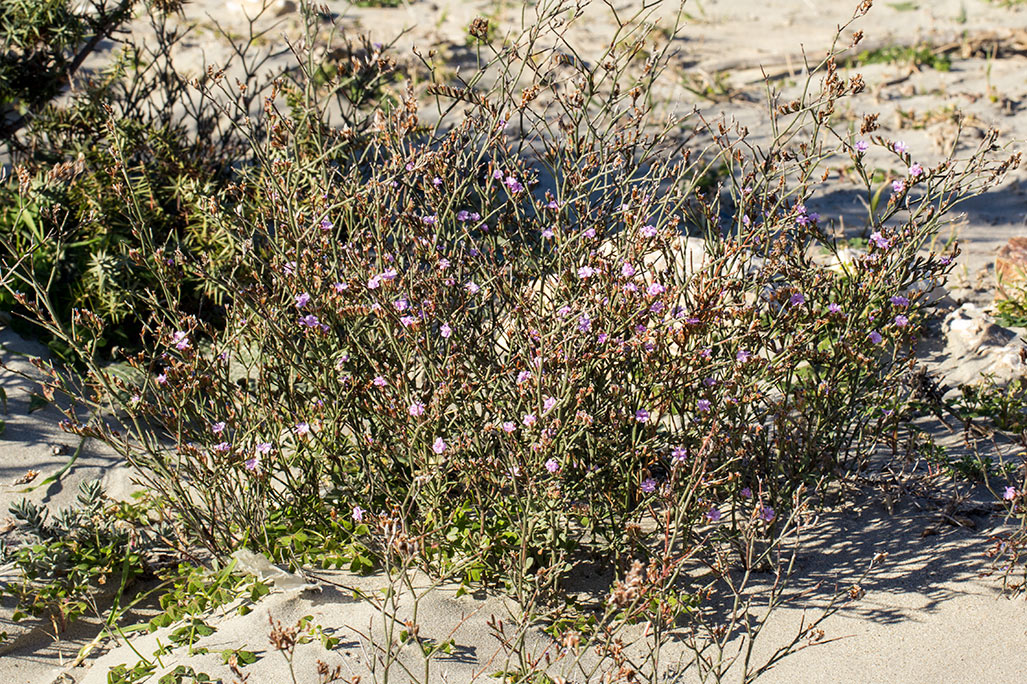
469,17,491,40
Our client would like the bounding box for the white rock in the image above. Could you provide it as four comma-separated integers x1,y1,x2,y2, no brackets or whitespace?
936,303,1026,387
231,548,320,592
942,303,1018,353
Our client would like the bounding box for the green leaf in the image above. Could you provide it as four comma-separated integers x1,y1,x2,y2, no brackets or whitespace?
221,648,257,666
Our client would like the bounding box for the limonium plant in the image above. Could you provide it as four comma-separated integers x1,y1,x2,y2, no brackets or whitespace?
2,0,1019,654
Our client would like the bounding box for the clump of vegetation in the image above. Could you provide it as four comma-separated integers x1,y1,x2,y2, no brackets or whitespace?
0,0,1025,681
0,0,138,137
8,0,1015,588
0,481,156,629
849,43,952,71
995,287,1027,328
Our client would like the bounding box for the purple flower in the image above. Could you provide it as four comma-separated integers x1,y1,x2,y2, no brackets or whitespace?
394,298,408,311
156,373,168,385
647,282,666,296
211,422,226,434
517,370,532,384
621,262,636,278
255,442,273,455
320,217,333,231
635,409,650,423
373,376,387,387
334,282,348,293
736,350,751,363
294,422,310,436
828,303,842,314
892,180,906,193
295,292,311,308
1003,486,1018,501
795,204,810,227
523,414,537,427
352,506,365,522
440,322,452,338
245,455,260,471
542,228,555,239
893,141,909,154
697,399,711,413
890,295,910,307
421,214,437,225
790,292,805,306
502,421,516,433
212,442,231,453
894,315,908,327
367,275,382,289
409,402,425,417
909,163,924,178
870,231,891,249
640,224,657,238
740,487,752,499
578,265,597,279
171,331,191,351
641,478,657,493
543,396,558,413
855,140,869,153
672,447,688,463
869,331,883,344
381,268,398,281
432,437,448,454
577,315,592,332
457,210,471,221
706,507,722,522
504,176,524,193
759,506,776,522
399,315,417,327
433,177,443,187
465,281,480,294
546,200,559,210
299,314,320,328
545,458,560,473
283,261,296,276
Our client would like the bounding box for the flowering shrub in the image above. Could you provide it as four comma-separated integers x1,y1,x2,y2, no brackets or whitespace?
4,0,1018,605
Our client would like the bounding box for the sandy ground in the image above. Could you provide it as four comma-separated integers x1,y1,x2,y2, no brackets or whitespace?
4,0,1027,682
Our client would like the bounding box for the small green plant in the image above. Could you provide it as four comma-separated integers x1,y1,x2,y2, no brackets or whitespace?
106,660,158,684
849,43,952,71
958,378,1027,434
143,562,270,633
0,480,155,630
